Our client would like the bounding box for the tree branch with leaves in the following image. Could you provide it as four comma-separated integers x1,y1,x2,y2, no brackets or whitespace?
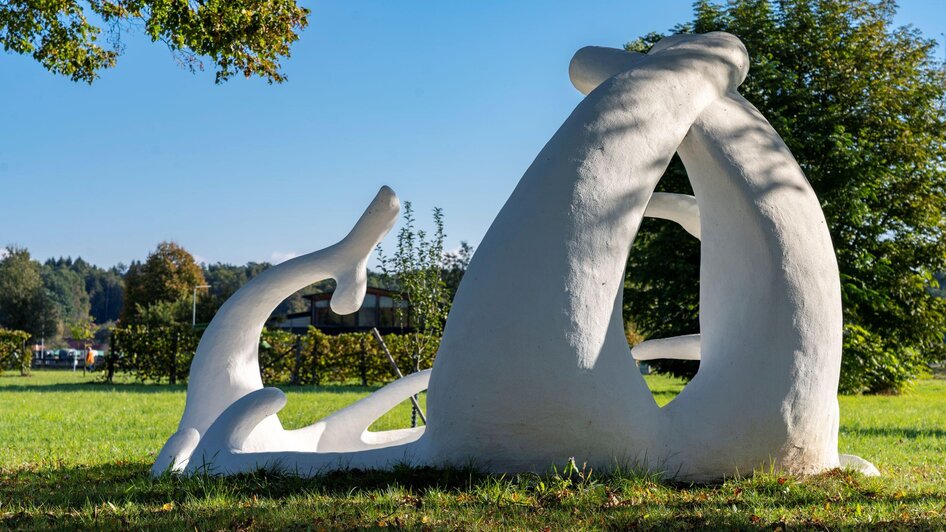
1,0,309,83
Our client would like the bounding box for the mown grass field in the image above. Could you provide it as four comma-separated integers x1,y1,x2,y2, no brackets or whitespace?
1,370,945,530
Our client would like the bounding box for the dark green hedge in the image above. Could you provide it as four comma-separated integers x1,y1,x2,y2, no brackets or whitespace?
0,328,31,376
110,326,437,386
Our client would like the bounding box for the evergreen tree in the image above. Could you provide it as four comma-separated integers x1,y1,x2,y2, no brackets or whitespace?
0,246,60,340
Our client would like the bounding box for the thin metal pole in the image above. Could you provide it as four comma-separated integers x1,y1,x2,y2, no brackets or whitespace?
371,327,426,424
192,284,210,328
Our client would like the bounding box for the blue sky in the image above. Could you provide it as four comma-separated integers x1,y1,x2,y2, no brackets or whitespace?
1,1,944,268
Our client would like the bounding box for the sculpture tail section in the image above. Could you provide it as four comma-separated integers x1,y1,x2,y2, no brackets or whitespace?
182,375,432,477
152,187,399,475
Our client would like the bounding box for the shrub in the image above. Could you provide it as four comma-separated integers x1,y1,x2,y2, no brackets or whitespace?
0,329,31,376
110,325,199,384
110,325,438,386
282,327,437,386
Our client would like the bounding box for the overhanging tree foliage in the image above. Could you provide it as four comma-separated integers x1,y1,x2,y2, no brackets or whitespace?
0,0,309,83
625,0,946,393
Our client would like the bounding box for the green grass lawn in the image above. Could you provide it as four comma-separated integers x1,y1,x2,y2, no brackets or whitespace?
1,370,944,529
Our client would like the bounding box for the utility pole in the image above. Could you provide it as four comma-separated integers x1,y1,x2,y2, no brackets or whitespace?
192,285,210,327
40,313,44,370
104,281,110,321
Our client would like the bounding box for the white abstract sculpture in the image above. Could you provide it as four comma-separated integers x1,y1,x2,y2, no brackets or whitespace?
154,32,878,481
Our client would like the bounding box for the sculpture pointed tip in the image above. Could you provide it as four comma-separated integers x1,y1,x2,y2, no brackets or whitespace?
151,427,200,476
839,454,881,477
375,186,400,212
329,186,401,315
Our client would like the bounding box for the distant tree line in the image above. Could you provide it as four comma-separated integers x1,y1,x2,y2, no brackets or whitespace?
0,203,473,358
0,246,127,347
0,243,467,348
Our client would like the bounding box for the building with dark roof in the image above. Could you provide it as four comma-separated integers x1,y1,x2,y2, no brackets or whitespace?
269,287,412,335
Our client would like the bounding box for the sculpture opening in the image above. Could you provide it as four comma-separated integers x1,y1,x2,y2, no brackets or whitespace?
625,188,703,407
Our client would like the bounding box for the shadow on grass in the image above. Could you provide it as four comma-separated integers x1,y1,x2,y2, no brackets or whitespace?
2,461,946,530
841,427,946,439
0,374,387,396
2,461,487,503
0,379,188,394
0,461,488,528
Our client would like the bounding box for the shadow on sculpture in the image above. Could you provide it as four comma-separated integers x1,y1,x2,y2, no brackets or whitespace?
153,32,878,482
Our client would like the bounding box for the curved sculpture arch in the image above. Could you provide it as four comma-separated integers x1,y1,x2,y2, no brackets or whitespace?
153,32,878,482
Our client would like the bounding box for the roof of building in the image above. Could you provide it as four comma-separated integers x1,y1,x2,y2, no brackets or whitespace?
302,286,405,301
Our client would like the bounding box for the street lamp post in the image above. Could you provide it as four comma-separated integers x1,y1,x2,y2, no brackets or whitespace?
192,285,211,327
